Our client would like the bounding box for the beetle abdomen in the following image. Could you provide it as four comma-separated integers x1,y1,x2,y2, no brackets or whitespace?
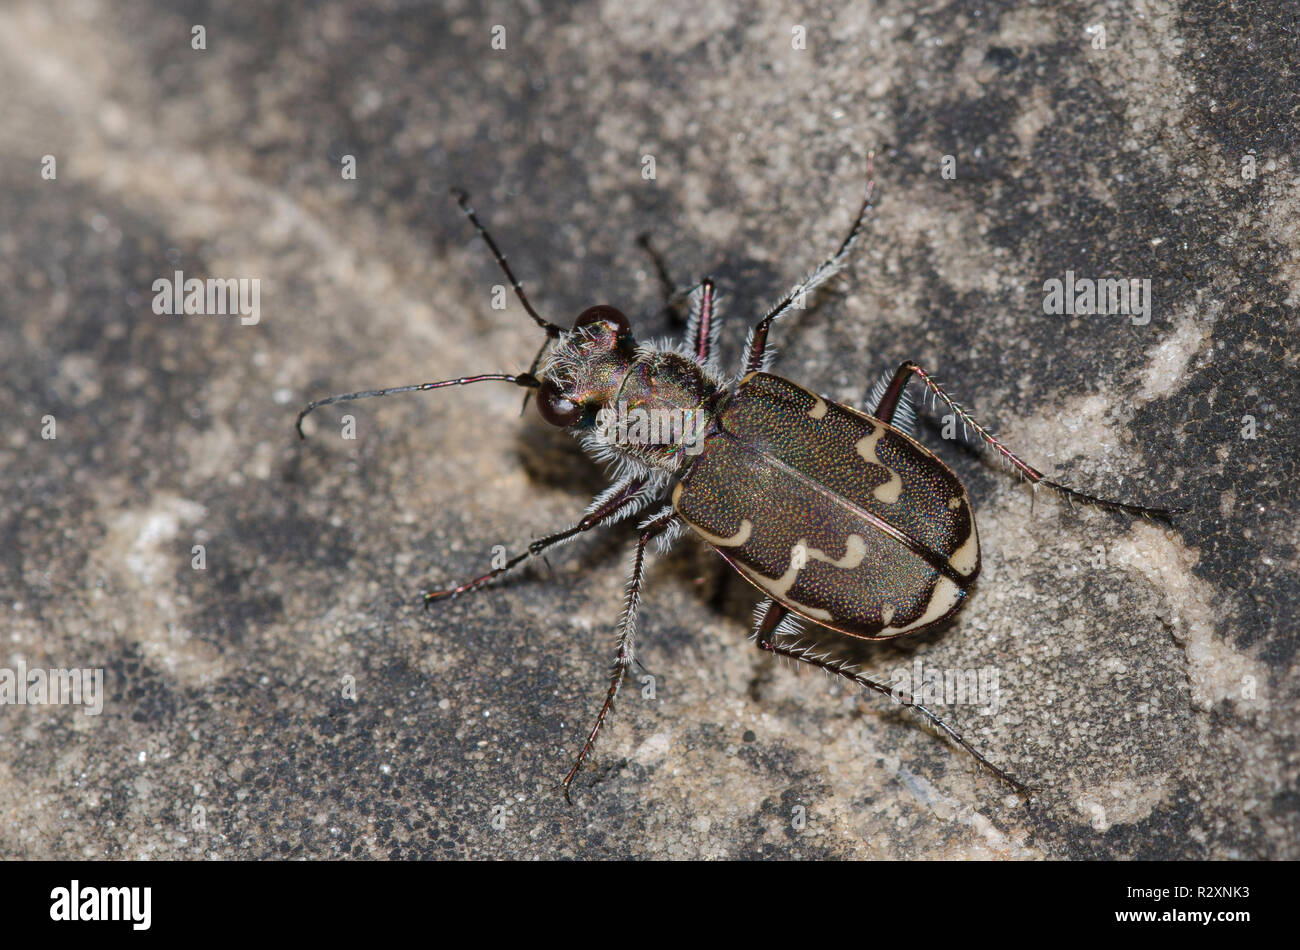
673,373,979,639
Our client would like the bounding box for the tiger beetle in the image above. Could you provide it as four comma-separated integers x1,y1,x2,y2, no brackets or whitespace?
296,159,1184,802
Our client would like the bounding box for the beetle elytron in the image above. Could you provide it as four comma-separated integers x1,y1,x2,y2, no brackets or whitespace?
297,163,1182,800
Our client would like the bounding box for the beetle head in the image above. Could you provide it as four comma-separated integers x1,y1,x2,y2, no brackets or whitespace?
535,305,636,427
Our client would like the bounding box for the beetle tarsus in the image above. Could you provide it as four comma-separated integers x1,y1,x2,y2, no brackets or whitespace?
1038,478,1188,519
418,475,654,611
561,512,677,798
891,361,1185,519
744,174,876,375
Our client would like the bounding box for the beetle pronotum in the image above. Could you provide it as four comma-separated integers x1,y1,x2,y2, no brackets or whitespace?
297,159,1183,800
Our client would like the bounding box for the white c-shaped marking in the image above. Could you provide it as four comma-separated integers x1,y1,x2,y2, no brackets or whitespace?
855,424,904,504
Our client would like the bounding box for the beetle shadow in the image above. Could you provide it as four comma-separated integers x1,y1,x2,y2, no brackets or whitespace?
503,422,644,582
805,616,957,668
515,416,609,500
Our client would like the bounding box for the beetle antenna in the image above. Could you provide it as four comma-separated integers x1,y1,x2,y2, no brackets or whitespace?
514,340,551,418
296,372,539,439
450,187,564,337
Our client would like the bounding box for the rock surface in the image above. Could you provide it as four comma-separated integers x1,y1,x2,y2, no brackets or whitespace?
0,0,1294,859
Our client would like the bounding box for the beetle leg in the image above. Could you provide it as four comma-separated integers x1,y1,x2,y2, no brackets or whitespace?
753,602,1033,796
751,598,805,642
685,278,720,365
636,232,721,367
870,362,918,426
744,156,876,374
866,367,917,435
882,361,1187,519
422,475,654,605
560,509,678,802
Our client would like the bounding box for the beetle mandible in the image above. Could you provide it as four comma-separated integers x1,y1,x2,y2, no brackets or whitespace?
296,159,1183,801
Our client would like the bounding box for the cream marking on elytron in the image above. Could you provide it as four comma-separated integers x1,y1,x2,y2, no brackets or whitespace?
807,396,829,419
736,564,834,622
669,482,755,548
880,575,963,635
689,518,754,548
947,502,979,576
735,534,870,624
855,423,904,504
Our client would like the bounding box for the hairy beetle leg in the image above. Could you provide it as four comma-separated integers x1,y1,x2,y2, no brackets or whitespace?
745,152,876,375
422,475,652,607
881,361,1186,519
561,511,678,803
635,232,720,367
754,601,1034,797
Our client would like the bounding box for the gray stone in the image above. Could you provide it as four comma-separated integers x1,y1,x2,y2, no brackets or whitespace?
0,0,1294,859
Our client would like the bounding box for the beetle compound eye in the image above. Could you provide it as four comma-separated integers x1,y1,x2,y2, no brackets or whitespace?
536,378,585,427
573,305,630,336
